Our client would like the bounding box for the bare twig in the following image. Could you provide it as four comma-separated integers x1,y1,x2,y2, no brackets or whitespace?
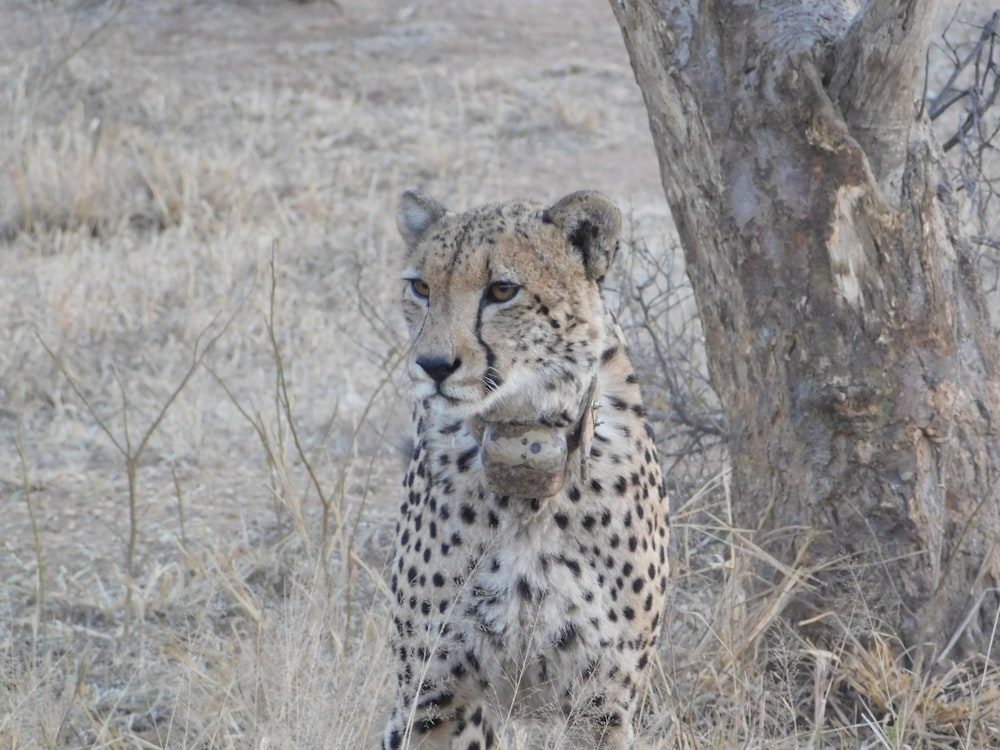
36,312,232,591
26,0,129,108
14,418,46,658
928,11,1000,152
171,464,188,549
929,9,1000,334
612,215,726,493
264,244,333,541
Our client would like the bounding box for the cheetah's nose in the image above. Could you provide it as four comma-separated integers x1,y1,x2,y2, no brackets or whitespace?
417,356,462,384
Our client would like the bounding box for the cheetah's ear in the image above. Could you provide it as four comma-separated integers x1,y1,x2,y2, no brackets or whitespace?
397,191,448,248
543,191,621,282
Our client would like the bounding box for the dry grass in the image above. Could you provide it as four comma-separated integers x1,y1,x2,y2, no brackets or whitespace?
1,1,998,748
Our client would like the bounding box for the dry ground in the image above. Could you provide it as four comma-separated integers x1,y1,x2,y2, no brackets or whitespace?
1,1,998,748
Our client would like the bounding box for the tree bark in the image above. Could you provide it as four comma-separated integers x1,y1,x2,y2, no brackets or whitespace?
611,0,1000,664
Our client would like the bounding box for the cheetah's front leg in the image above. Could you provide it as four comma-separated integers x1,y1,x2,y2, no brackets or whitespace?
382,701,504,750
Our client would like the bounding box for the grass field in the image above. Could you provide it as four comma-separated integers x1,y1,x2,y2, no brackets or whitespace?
2,1,998,747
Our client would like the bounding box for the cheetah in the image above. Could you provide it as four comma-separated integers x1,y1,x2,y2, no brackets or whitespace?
384,190,670,750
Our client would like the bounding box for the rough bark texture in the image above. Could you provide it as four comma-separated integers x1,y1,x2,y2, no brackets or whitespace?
612,0,1000,664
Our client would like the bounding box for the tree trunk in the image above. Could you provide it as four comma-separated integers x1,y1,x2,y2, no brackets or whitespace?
611,0,1000,664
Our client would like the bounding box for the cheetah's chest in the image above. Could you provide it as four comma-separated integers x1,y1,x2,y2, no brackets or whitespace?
400,420,667,700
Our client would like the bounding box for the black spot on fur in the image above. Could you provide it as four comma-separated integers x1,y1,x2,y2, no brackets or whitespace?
456,446,479,472
518,577,533,601
560,555,582,577
596,711,622,727
466,649,481,672
556,623,579,650
606,397,625,412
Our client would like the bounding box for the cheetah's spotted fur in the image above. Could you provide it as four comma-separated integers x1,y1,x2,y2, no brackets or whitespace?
384,190,670,749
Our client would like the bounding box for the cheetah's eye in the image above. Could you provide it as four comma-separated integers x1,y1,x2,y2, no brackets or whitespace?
485,281,520,304
409,279,430,299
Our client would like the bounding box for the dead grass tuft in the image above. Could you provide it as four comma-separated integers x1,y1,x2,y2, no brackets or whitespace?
3,99,273,241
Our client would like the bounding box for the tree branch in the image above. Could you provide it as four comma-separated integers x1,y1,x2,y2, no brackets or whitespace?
830,0,938,190
929,11,1000,152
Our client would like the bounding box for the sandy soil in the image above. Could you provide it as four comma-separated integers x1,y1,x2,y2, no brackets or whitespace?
0,0,675,613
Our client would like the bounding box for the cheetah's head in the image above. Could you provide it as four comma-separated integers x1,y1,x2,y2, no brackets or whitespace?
398,190,620,428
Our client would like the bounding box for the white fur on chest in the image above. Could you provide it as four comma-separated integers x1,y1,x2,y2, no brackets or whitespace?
417,426,617,701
